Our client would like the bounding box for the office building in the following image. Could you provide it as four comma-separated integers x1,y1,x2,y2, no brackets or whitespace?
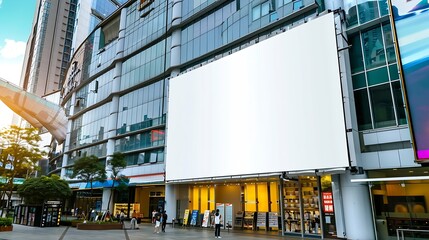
6,0,428,239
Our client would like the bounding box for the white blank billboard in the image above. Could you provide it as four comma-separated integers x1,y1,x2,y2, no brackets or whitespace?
166,13,349,181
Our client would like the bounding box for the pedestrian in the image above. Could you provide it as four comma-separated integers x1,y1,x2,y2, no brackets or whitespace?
214,209,222,238
130,210,138,229
152,209,157,223
120,209,126,227
154,211,161,233
162,210,168,232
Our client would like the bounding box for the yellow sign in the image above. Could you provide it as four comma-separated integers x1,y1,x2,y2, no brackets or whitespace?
183,209,190,226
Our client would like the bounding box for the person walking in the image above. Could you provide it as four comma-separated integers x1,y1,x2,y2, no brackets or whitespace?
161,211,168,232
154,210,161,233
130,210,138,229
214,209,222,238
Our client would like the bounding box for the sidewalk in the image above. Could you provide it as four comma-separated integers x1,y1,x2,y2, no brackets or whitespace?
0,221,323,240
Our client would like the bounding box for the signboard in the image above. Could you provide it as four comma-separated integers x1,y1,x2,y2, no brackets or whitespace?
183,209,190,226
322,192,334,213
0,177,25,185
256,212,267,228
190,210,199,226
389,0,429,161
268,212,278,228
201,210,210,227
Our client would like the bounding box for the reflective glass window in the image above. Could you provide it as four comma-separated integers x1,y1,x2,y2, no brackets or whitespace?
369,83,395,128
367,67,389,86
349,34,364,73
357,0,379,24
392,81,407,125
382,24,396,64
354,89,373,130
362,27,385,70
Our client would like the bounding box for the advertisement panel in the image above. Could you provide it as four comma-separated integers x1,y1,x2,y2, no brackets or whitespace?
389,0,429,160
166,13,349,181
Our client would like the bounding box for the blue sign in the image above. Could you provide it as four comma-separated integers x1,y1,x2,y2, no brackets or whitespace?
190,210,199,226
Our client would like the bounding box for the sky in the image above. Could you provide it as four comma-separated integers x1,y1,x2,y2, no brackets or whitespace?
0,0,37,129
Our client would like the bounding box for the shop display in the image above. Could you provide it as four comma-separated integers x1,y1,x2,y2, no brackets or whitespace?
234,211,244,228
113,203,140,218
283,178,321,235
243,211,255,230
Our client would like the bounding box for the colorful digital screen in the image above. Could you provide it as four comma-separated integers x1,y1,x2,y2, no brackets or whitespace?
390,0,429,160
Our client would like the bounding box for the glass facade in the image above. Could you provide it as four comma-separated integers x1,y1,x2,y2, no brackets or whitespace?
349,23,407,130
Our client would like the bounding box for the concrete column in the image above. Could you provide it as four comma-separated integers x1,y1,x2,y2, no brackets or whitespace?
333,173,374,240
165,184,177,224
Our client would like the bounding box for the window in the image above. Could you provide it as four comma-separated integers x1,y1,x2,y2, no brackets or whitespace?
354,89,372,130
369,84,395,128
252,1,272,21
293,0,303,10
252,5,261,21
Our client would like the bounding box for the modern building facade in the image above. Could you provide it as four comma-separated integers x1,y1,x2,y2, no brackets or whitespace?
43,0,429,239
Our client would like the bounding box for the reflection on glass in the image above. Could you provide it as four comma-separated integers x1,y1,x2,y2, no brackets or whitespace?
344,0,358,27
372,181,429,239
392,81,407,125
357,0,380,24
362,27,386,70
369,83,395,128
382,24,396,64
350,34,364,73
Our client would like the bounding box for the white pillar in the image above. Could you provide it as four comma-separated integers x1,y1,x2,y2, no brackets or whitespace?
165,184,177,224
335,173,375,240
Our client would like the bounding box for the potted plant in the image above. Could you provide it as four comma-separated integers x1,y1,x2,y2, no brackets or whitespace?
0,218,13,231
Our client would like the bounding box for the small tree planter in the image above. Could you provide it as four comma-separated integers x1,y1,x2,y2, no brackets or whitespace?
77,223,123,230
0,225,13,232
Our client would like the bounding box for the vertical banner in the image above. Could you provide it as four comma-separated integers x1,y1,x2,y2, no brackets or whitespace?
202,210,210,227
183,209,190,226
190,210,199,226
389,0,429,161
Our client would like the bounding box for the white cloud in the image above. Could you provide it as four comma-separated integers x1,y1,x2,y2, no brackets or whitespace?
0,0,3,8
0,39,26,59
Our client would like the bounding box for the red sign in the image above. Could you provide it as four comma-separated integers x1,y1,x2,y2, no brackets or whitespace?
322,192,334,213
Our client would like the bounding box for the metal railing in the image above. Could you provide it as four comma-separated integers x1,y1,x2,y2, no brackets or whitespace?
397,228,429,240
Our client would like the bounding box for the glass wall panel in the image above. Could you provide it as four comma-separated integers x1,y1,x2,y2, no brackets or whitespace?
362,27,385,70
367,67,388,86
354,89,373,130
344,0,358,28
372,180,429,239
357,0,379,24
369,84,395,128
349,34,364,73
382,24,396,64
392,81,407,125
352,73,366,89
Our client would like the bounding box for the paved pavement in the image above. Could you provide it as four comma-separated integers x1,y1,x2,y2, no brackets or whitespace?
0,221,323,240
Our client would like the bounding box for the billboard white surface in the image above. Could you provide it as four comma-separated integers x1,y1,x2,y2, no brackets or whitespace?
166,13,349,181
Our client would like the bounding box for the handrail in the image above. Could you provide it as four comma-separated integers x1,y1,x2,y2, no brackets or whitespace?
396,228,429,240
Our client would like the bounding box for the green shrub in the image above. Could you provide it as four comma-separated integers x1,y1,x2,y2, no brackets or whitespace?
0,218,12,226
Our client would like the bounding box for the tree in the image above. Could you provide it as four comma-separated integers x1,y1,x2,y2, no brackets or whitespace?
71,155,106,215
0,125,44,209
106,152,129,212
17,175,72,205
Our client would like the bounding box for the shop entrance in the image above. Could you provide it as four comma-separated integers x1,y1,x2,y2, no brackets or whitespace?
371,180,429,240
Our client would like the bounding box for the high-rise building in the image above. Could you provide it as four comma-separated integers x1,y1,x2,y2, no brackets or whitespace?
7,0,429,239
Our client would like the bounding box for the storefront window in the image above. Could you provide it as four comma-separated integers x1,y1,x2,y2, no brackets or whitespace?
372,180,429,239
283,176,321,237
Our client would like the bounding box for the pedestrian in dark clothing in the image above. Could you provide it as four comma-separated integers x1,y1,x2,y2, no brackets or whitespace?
162,211,168,232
